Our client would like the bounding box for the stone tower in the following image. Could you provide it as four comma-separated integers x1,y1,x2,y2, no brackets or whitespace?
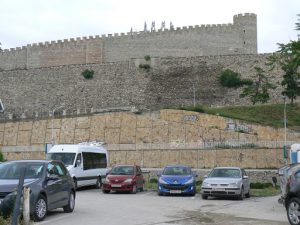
233,13,257,54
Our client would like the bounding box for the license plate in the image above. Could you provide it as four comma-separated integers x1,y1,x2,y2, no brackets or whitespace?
170,190,181,194
212,188,225,192
111,184,122,188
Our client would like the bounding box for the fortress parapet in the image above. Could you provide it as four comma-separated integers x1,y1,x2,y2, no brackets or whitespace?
0,13,257,70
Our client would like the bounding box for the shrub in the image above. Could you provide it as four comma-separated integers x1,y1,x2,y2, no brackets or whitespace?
0,151,4,162
250,182,273,189
81,69,94,79
144,55,151,61
219,69,243,87
250,182,264,189
196,180,202,186
139,64,151,72
149,177,158,183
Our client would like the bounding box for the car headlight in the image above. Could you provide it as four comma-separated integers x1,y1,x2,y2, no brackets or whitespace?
201,182,210,187
158,177,168,184
124,178,133,183
185,178,194,185
229,183,239,187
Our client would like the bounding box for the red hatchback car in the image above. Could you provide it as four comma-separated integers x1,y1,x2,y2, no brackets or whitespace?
102,165,144,194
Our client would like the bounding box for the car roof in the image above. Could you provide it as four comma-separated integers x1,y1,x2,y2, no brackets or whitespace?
113,165,138,167
2,160,61,164
213,167,242,170
164,164,191,168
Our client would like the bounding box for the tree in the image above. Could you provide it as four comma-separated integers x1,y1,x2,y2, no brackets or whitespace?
268,14,300,104
240,67,275,105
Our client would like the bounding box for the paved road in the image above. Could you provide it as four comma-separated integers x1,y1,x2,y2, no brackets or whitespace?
38,188,290,225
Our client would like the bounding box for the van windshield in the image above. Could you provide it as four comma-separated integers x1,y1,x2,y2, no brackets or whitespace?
47,153,76,166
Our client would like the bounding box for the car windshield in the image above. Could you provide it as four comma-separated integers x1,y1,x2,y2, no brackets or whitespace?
209,168,241,178
110,166,134,175
0,162,44,179
163,166,191,176
47,153,76,166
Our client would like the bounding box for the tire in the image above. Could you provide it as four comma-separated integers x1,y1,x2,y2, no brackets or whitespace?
238,187,245,200
102,189,110,194
245,190,250,198
201,194,208,200
63,191,75,213
33,195,47,222
131,185,137,194
95,176,102,189
73,178,78,190
140,183,144,192
287,197,300,225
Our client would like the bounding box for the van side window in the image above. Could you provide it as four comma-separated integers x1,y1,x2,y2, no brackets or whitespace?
82,152,107,170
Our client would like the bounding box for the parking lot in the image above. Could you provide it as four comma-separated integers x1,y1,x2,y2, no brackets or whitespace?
38,188,289,225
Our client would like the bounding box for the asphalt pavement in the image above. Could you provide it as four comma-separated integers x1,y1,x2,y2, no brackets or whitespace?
37,188,290,225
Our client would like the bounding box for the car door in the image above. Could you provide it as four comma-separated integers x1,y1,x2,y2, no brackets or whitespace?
46,162,69,209
135,166,144,189
242,169,250,193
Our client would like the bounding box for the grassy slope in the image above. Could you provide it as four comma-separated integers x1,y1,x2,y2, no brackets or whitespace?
198,104,300,129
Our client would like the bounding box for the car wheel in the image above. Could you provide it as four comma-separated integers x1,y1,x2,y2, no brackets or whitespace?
131,185,137,194
95,176,102,189
245,190,250,198
287,197,300,225
238,187,244,200
33,195,47,222
140,183,144,192
63,191,75,213
201,194,208,200
73,178,78,190
102,189,110,194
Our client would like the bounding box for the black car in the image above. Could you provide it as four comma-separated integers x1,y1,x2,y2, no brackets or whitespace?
0,160,76,221
279,163,300,225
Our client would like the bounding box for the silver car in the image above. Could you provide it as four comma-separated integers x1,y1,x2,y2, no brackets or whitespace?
201,167,250,200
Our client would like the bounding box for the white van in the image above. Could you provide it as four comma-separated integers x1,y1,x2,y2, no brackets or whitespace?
46,142,109,189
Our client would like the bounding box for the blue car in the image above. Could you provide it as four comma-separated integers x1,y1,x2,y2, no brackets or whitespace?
157,164,197,196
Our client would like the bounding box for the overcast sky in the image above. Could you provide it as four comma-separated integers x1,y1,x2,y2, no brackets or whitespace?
0,0,299,53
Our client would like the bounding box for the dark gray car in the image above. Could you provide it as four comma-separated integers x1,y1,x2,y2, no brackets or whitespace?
0,160,76,221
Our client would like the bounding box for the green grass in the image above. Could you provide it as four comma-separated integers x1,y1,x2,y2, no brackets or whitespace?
251,187,281,197
182,104,300,129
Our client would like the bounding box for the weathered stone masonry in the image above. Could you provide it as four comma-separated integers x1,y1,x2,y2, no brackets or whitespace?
0,13,257,70
1,110,299,169
0,54,288,118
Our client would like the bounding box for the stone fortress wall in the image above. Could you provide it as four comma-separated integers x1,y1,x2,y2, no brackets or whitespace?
0,53,287,118
0,13,257,70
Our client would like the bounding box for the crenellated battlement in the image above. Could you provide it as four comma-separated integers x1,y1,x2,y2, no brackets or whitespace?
0,13,257,70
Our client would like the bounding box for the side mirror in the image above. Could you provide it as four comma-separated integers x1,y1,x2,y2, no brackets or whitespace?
75,159,81,167
157,172,162,177
243,175,249,179
204,175,208,179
